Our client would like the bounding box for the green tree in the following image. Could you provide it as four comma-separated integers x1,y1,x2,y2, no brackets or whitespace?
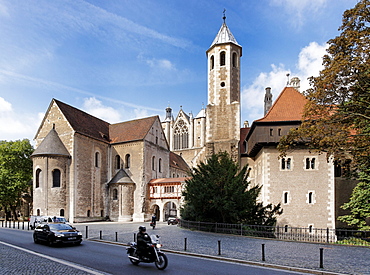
278,0,370,228
0,139,33,220
181,152,282,225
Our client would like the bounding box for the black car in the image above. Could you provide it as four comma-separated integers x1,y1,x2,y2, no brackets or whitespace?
33,223,82,246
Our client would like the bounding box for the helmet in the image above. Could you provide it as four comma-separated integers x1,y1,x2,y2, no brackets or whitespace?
139,226,146,232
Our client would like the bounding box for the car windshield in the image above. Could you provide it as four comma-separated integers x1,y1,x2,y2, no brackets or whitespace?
49,223,73,231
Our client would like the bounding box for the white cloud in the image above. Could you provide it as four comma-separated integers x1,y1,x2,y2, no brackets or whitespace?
82,97,122,123
145,58,175,70
241,41,327,125
0,97,42,142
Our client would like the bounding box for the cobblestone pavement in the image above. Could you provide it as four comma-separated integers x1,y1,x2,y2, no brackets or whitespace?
74,222,370,275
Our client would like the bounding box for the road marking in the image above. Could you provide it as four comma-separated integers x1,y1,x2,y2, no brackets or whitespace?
0,240,108,275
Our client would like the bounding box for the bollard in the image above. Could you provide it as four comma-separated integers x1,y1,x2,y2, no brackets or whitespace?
13,220,15,228
18,221,20,229
86,226,88,239
262,244,265,261
184,237,187,251
115,232,118,242
100,230,102,240
1,220,3,227
22,221,24,230
319,248,324,268
218,240,221,255
27,221,30,231
134,233,136,242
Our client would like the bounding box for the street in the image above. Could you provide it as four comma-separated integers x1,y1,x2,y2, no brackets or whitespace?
0,227,310,275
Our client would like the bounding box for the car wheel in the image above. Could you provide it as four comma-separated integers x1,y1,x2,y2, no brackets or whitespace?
47,237,54,247
33,235,39,244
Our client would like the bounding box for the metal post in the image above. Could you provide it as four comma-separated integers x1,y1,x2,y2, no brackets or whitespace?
320,248,324,268
22,221,24,230
184,237,187,251
218,240,221,255
134,233,136,242
85,226,88,239
115,232,118,242
27,221,29,231
100,230,102,240
326,228,329,243
1,220,3,227
262,244,265,261
13,220,15,228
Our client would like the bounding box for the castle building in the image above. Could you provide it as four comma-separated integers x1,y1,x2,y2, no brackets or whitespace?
32,17,355,228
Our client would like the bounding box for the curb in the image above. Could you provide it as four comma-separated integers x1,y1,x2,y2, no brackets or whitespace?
89,238,345,275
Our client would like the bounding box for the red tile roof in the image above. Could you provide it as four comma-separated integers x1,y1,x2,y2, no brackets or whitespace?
109,116,158,144
170,152,190,173
257,87,307,122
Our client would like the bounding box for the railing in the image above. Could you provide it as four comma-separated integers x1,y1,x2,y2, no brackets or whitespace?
178,219,370,244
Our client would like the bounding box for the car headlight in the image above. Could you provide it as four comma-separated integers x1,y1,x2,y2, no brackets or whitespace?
156,244,162,248
55,233,65,237
77,232,82,236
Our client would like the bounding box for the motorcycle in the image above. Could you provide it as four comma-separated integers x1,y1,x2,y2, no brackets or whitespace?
127,234,168,270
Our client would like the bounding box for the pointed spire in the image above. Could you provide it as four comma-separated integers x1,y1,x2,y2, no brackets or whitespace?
210,11,239,48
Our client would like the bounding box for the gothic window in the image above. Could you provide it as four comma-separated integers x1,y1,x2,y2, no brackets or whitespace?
220,51,226,66
36,168,42,188
125,154,130,169
95,152,100,167
210,55,214,70
115,155,121,169
52,169,61,188
232,52,237,67
174,120,189,150
113,189,118,200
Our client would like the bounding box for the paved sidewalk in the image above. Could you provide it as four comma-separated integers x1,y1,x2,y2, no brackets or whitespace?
74,221,370,275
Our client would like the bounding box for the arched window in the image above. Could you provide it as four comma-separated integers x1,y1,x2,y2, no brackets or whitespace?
60,209,65,216
37,209,40,216
210,55,214,70
284,192,289,204
115,155,121,169
159,158,162,173
220,51,226,66
125,154,131,169
308,192,313,204
174,120,189,150
36,168,42,188
87,210,91,217
95,152,100,167
152,156,156,170
113,189,118,200
232,52,237,67
52,169,61,188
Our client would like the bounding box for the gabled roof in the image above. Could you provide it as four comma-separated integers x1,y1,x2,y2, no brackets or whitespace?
257,87,307,122
108,169,134,185
54,99,110,143
31,128,70,158
210,22,240,48
109,116,158,144
170,152,190,173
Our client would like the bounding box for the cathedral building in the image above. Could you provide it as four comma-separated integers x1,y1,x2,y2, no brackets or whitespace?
31,17,355,229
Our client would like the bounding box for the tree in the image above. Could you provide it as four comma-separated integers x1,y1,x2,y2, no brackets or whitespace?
278,0,370,228
0,139,34,220
181,152,282,225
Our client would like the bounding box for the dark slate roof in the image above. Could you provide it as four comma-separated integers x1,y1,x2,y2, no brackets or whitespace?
54,99,110,143
109,116,158,144
108,169,134,184
170,152,190,173
31,128,70,158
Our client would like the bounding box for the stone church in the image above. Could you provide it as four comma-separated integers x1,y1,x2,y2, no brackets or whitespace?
31,17,355,229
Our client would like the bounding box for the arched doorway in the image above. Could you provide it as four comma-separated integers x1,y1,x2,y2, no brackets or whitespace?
151,205,160,221
164,201,177,221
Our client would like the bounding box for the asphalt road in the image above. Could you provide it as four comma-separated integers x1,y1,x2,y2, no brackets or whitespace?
0,227,310,275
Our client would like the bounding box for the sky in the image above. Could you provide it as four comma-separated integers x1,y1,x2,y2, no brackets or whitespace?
0,0,360,144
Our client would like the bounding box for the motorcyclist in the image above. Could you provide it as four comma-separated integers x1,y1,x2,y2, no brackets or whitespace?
137,226,151,258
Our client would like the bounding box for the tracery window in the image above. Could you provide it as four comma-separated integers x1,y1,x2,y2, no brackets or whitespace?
173,120,189,150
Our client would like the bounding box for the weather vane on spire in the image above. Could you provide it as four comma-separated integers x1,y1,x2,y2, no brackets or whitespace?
223,8,226,23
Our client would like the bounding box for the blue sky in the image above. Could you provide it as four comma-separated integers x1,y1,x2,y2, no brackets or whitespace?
0,0,359,143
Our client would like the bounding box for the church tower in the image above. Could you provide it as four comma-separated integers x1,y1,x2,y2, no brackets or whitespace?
205,14,242,160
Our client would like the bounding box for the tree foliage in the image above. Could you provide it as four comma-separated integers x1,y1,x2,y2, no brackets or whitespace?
181,152,282,225
278,1,370,228
0,139,34,220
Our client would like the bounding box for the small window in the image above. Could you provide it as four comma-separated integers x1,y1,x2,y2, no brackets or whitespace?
60,209,65,216
232,52,237,67
113,189,118,200
101,210,104,217
284,225,289,233
278,128,282,136
115,155,121,169
281,158,292,170
152,156,156,171
220,51,226,66
270,129,273,136
52,169,61,188
283,191,289,204
125,154,131,169
95,152,100,167
37,209,40,216
159,158,162,173
308,192,313,204
210,55,214,70
308,225,313,233
36,168,42,188
305,157,316,170
87,210,91,217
